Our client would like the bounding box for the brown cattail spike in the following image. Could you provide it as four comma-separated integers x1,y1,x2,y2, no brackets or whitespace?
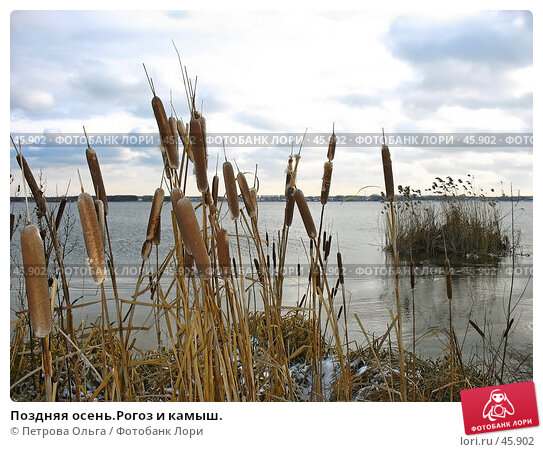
285,187,295,227
175,197,211,277
141,239,153,261
321,161,333,206
78,192,106,285
85,146,108,215
10,213,15,241
167,116,180,169
54,197,67,232
94,200,106,248
152,96,177,171
381,142,394,201
146,188,164,240
337,252,344,284
189,117,209,193
294,189,316,239
211,174,219,207
250,188,258,220
153,216,161,246
217,228,232,278
21,224,52,338
327,126,336,161
223,162,239,220
444,258,452,300
237,172,256,218
410,259,415,289
16,155,47,218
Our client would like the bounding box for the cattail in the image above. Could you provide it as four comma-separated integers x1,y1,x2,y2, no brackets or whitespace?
85,147,108,215
254,258,263,283
469,320,485,339
211,174,219,207
146,188,164,240
175,197,211,277
94,200,106,248
321,161,333,205
327,129,336,161
337,252,344,284
197,112,208,155
189,117,208,193
167,116,180,169
153,216,161,246
223,162,239,220
152,96,177,171
250,187,258,219
54,197,67,232
294,189,316,239
216,228,232,278
444,258,452,300
205,189,217,215
78,192,106,285
284,188,295,227
16,155,47,218
381,143,394,201
272,242,277,271
10,213,14,241
232,257,238,278
325,235,332,260
285,172,292,196
141,239,152,261
237,172,256,218
20,224,51,337
170,188,183,207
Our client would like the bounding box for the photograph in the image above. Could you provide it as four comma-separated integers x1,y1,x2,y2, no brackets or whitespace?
9,9,533,408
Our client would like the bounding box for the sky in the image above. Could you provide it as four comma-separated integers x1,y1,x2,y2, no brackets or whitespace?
9,10,533,196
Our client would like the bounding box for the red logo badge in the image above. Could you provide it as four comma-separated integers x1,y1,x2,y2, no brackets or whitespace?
460,382,539,435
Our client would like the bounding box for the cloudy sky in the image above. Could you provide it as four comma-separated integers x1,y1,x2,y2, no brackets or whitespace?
10,10,533,196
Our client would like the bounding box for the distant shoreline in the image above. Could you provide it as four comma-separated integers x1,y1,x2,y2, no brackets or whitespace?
10,194,533,203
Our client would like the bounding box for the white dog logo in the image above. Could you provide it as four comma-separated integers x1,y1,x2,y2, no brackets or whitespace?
482,389,515,421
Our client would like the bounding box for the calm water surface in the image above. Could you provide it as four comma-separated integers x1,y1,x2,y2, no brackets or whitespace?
10,200,533,360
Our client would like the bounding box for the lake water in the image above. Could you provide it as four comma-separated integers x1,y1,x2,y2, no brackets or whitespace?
10,200,533,362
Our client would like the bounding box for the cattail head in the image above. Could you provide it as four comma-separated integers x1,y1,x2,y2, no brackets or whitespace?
320,161,333,205
54,197,67,232
77,192,106,285
20,223,51,337
175,197,211,277
216,228,232,278
211,174,219,207
285,171,292,197
327,130,336,161
381,144,394,201
170,188,184,207
141,239,152,261
444,258,452,300
284,187,295,227
152,96,177,171
85,147,108,215
237,171,256,218
184,252,195,276
294,189,316,239
250,188,258,220
146,188,164,241
189,117,208,193
16,155,47,218
167,116,180,169
223,162,239,220
94,199,106,249
153,215,161,246
337,251,344,284
205,189,217,216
